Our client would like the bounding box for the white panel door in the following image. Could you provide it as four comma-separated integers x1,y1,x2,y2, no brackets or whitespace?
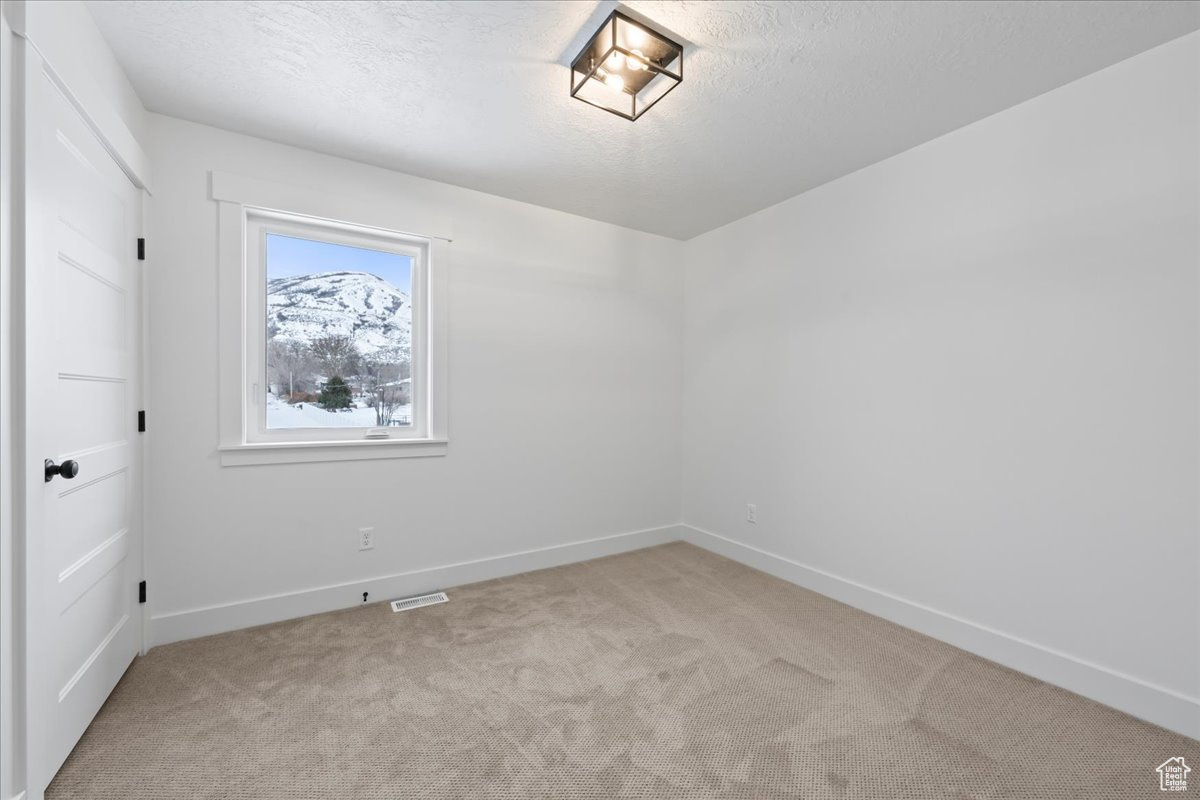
23,56,144,797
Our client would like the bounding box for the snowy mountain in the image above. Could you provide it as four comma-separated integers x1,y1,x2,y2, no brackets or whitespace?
267,271,411,356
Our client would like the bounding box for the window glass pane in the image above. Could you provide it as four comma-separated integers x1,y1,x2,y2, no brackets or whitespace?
265,233,414,429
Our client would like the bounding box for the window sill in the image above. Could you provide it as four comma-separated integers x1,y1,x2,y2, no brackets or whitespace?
219,438,448,466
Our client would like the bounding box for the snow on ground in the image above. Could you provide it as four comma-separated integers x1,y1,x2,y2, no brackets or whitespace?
266,393,411,429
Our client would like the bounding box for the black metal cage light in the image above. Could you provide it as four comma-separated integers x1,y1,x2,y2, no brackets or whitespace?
570,10,683,121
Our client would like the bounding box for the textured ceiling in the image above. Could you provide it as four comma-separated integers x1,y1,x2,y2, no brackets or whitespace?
87,1,1200,240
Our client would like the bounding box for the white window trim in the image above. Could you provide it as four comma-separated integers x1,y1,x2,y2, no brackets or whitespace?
214,171,449,466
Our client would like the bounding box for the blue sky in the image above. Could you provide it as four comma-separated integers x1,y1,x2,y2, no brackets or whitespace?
266,233,412,290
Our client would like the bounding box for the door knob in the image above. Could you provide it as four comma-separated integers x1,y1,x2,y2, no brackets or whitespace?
45,459,80,483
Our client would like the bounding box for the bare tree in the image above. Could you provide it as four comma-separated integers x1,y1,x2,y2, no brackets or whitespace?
266,338,311,398
362,347,410,426
309,335,359,379
373,383,406,426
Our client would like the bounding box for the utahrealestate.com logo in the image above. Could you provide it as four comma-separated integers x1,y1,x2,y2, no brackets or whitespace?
1158,757,1191,792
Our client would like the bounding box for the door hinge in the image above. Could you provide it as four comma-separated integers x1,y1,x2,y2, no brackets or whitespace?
138,580,147,604
137,410,146,433
137,238,145,261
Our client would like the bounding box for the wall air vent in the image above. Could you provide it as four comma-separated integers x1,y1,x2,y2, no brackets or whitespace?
390,591,449,613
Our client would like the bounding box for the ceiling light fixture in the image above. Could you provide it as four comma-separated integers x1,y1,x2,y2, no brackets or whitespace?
570,10,683,121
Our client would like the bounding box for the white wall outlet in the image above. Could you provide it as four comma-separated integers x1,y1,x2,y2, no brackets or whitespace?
358,527,375,551
746,504,757,524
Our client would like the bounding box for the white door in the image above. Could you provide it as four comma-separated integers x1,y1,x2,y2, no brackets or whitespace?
22,53,144,797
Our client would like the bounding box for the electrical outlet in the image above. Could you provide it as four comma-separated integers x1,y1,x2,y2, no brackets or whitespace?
746,504,757,524
358,527,375,551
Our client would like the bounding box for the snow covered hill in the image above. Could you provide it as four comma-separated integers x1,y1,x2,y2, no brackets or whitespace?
267,271,411,356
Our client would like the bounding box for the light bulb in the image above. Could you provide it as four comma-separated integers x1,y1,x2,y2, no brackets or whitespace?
626,49,647,71
607,51,623,69
604,73,625,93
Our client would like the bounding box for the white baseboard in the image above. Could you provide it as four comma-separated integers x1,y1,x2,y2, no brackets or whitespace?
149,521,1198,741
150,524,683,648
680,524,1200,741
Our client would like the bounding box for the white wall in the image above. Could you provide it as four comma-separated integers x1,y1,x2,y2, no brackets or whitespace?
11,0,145,141
681,32,1199,736
144,114,684,644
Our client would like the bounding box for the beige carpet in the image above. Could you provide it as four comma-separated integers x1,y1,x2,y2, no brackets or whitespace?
48,542,1195,799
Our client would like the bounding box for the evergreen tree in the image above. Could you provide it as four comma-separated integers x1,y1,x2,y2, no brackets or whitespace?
318,375,353,410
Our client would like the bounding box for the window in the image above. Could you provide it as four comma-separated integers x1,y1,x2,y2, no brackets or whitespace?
215,172,449,465
247,209,429,442
263,232,415,431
